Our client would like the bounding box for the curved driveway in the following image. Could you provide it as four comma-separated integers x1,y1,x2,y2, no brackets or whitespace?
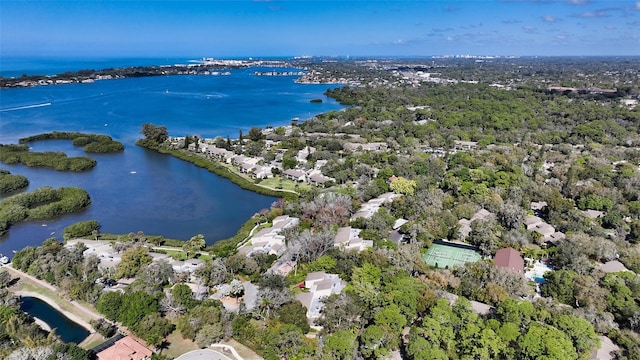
174,349,232,360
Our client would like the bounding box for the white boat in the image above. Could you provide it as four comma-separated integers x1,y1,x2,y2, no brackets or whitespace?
0,254,8,265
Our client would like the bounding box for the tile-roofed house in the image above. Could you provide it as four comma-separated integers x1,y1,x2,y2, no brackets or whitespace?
96,336,153,360
295,272,346,322
493,248,525,273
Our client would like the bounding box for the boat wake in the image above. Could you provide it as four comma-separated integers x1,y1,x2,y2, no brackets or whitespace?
0,102,52,112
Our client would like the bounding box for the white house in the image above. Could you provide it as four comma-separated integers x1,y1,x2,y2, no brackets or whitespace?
295,272,346,322
238,216,300,257
334,227,373,252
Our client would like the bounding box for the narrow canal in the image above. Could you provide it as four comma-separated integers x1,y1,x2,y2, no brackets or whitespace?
19,296,89,344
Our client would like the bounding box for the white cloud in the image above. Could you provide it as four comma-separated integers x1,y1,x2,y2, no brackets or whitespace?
522,25,538,33
542,15,559,22
575,10,607,18
636,1,640,10
605,25,616,30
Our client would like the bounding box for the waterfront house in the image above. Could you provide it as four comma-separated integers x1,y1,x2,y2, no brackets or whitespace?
207,146,233,160
283,169,307,182
251,165,273,179
238,216,299,257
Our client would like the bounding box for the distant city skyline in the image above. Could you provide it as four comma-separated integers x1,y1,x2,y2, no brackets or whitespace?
1,0,639,58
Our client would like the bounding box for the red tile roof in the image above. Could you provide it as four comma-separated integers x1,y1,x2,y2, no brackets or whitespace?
493,248,524,273
96,336,153,360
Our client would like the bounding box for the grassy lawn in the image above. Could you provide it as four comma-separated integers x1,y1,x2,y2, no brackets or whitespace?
78,333,106,350
258,176,311,192
161,331,199,359
222,338,263,360
162,249,187,261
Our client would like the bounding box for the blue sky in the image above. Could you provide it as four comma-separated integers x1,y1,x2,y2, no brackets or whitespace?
1,0,639,58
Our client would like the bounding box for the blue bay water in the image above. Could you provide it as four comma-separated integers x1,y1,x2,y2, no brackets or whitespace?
0,62,344,255
1,57,193,78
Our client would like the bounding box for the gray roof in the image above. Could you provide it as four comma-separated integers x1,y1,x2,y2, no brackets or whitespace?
590,336,619,360
283,169,306,178
295,292,314,310
600,260,630,273
306,271,327,282
334,227,351,245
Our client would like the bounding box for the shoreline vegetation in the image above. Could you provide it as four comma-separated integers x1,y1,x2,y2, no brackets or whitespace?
0,59,298,89
0,186,91,236
0,169,29,195
136,138,299,200
0,132,123,171
0,144,97,171
19,132,124,153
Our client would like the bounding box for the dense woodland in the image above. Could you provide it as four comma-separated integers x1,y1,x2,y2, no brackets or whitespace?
1,57,639,359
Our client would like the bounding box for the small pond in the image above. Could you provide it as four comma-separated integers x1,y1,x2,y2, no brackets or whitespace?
19,296,89,344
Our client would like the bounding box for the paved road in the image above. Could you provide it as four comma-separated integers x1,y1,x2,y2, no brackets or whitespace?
174,349,233,360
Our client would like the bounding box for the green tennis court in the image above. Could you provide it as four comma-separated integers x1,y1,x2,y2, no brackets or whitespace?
423,243,482,268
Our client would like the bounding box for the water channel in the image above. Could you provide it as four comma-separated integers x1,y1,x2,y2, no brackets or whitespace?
19,296,90,344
